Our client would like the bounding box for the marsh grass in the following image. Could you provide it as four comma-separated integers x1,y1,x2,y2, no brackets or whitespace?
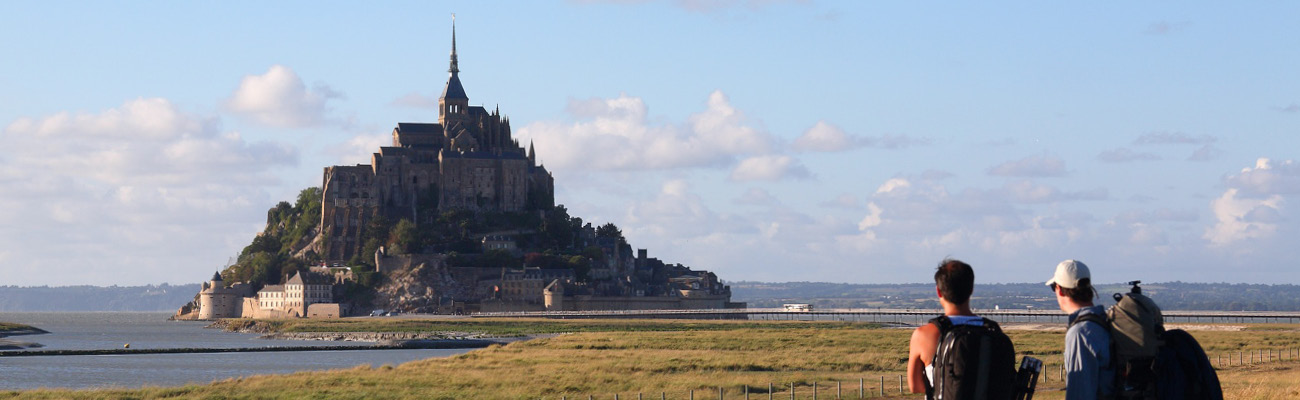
4,319,1298,399
0,322,35,333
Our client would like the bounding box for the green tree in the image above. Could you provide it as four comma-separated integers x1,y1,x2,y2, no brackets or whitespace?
357,215,392,267
596,222,622,239
388,219,418,255
477,249,520,269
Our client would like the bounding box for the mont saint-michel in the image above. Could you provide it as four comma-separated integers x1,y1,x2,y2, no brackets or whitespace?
175,24,740,320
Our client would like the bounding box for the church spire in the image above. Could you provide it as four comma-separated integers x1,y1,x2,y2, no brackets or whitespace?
449,14,459,74
439,14,468,123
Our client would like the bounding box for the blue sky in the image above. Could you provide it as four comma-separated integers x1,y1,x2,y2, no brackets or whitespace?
2,1,1298,286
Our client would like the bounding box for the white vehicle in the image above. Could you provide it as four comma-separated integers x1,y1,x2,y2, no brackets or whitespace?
783,303,813,312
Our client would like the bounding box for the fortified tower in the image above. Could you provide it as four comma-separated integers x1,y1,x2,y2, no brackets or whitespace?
197,271,245,319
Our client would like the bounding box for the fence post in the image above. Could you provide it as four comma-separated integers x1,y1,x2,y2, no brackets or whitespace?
898,375,903,393
859,378,864,399
690,389,694,400
769,383,773,400
838,381,842,399
814,381,818,399
790,383,795,400
720,386,724,400
744,385,749,400
879,376,884,397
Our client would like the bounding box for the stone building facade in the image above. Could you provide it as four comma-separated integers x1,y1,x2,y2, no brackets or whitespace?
183,270,345,320
321,23,553,262
256,271,335,317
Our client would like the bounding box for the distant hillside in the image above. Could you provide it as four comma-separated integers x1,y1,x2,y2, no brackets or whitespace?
731,281,1300,311
0,284,201,312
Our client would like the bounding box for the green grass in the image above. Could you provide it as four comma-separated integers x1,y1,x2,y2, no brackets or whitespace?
4,319,1299,399
0,322,37,333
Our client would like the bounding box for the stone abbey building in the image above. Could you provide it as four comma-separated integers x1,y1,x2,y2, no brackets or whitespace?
321,24,554,262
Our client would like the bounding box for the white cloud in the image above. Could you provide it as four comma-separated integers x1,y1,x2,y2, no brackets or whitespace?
857,202,883,230
225,65,341,128
1187,144,1224,162
516,91,777,172
1097,147,1160,163
729,155,811,181
389,92,439,109
987,155,1068,177
1204,158,1299,245
327,132,390,165
1113,208,1199,224
1134,131,1216,145
1001,180,1107,204
1204,188,1282,246
791,121,927,152
624,179,755,239
792,121,852,152
819,193,861,209
1225,158,1300,196
0,98,296,285
734,187,780,206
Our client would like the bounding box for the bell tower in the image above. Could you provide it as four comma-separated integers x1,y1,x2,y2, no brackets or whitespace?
439,15,469,126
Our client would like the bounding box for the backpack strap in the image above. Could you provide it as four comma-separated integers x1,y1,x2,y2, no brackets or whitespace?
980,317,1003,333
1069,312,1109,331
925,316,951,400
930,315,954,335
1068,311,1120,398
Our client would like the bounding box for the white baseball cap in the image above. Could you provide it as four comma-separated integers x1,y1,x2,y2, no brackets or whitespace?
1046,259,1090,289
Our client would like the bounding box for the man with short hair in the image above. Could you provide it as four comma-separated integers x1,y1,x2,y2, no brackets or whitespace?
907,258,982,394
1047,259,1114,400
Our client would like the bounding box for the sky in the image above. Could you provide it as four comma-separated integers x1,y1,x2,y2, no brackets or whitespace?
2,1,1299,286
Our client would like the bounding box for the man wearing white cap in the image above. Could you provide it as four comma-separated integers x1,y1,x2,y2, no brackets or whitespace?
1047,259,1114,400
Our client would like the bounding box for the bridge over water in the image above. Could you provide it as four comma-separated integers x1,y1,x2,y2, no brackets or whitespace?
473,308,1300,324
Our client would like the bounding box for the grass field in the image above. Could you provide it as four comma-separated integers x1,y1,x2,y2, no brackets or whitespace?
0,322,33,333
3,318,1298,399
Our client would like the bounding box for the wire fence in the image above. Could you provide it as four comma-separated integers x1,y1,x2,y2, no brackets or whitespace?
545,347,1300,400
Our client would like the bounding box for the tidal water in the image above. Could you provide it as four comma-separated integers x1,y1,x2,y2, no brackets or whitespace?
0,312,473,390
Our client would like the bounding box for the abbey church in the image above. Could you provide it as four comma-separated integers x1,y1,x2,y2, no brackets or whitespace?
320,23,554,262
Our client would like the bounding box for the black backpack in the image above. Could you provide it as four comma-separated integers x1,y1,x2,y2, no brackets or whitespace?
926,316,1017,400
1154,329,1223,400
